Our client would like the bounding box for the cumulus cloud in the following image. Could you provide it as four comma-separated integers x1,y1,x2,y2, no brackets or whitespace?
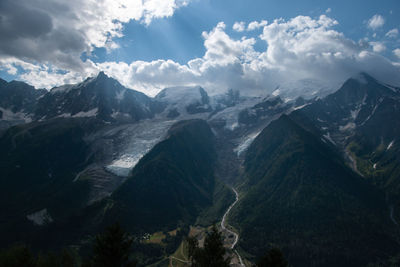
367,14,385,30
3,12,400,98
98,22,260,95
386,28,399,38
247,20,268,31
233,21,246,32
257,15,399,85
0,0,189,75
201,22,257,65
95,15,400,97
370,42,386,53
394,49,400,59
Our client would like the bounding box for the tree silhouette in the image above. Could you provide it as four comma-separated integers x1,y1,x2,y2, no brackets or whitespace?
91,223,135,267
256,248,288,267
0,245,36,267
186,236,198,264
192,225,230,267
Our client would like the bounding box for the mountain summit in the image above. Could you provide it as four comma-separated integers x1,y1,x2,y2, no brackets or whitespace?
35,72,164,122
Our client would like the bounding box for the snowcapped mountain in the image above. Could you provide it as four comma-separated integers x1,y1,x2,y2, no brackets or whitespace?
35,71,165,122
155,85,212,118
291,72,400,149
2,71,400,266
273,78,338,101
0,78,46,129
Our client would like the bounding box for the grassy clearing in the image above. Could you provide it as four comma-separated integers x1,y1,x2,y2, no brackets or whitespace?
144,227,180,245
144,231,166,245
168,228,178,236
169,239,190,267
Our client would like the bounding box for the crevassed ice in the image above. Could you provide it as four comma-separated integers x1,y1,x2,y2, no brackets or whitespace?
106,119,176,177
234,131,261,156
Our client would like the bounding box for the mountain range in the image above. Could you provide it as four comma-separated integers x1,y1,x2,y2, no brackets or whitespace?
1,72,400,266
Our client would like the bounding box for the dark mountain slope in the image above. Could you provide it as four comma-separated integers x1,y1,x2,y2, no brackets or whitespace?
290,72,400,219
10,119,232,261
0,119,93,212
102,119,230,233
231,115,398,266
0,79,46,114
0,79,46,130
0,118,98,246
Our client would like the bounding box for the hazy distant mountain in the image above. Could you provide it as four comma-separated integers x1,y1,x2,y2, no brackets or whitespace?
155,85,212,118
273,78,337,101
238,96,291,126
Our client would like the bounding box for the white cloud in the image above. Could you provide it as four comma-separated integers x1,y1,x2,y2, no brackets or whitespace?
233,21,246,32
394,49,400,59
368,14,385,30
257,15,399,86
386,28,399,38
5,14,400,98
0,57,98,89
325,8,332,13
247,20,268,31
0,0,189,74
370,42,386,53
97,15,400,96
202,22,257,64
97,22,260,95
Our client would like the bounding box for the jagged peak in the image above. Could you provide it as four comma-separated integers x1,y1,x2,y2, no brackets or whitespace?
96,71,108,79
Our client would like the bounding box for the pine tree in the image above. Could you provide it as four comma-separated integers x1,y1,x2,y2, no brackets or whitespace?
186,236,198,264
0,245,36,267
192,225,230,267
91,223,135,267
256,248,288,267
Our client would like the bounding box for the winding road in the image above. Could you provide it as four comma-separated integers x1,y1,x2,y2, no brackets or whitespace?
221,187,245,266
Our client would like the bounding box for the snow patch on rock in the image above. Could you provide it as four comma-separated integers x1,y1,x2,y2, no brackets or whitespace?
73,108,98,117
115,89,126,101
56,108,98,118
387,140,395,151
293,103,310,111
339,122,356,132
323,132,336,146
0,108,32,122
351,108,360,120
27,209,53,226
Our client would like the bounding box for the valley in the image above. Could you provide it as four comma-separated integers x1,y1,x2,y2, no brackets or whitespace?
1,72,400,266
220,187,245,267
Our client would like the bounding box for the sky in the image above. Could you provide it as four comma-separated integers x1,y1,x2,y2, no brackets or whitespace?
1,0,400,96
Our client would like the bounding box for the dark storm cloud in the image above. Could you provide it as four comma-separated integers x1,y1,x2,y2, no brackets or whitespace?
0,0,88,70
0,1,53,39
